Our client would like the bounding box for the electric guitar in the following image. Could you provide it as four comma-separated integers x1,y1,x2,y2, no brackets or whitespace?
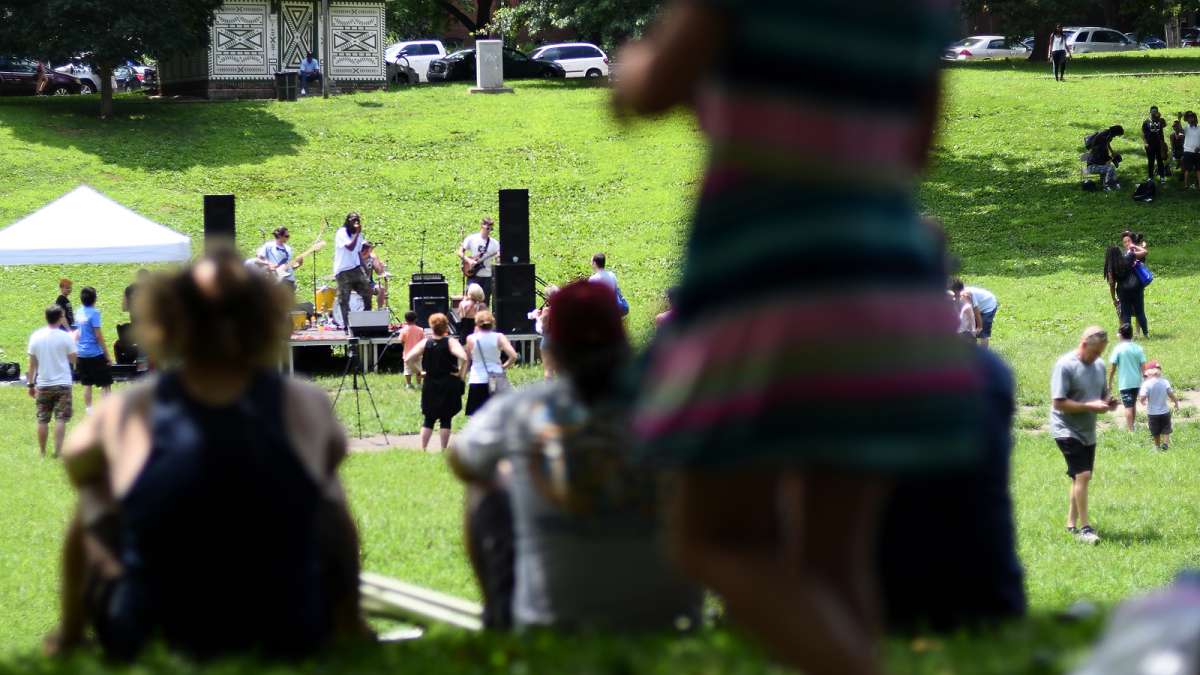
276,239,327,279
459,249,499,277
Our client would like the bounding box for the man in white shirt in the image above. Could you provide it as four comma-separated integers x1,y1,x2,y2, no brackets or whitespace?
333,212,371,328
257,226,300,290
298,52,321,95
588,252,629,316
460,218,500,304
28,305,78,457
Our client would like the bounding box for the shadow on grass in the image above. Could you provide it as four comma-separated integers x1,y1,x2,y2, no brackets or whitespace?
0,94,304,171
1098,528,1163,545
923,152,1200,277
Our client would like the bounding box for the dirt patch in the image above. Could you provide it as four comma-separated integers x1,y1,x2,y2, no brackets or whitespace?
1017,390,1200,434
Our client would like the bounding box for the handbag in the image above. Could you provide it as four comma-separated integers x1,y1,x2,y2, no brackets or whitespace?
1133,260,1154,287
478,336,511,395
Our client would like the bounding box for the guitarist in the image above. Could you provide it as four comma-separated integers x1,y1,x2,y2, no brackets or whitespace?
459,217,500,304
257,227,301,291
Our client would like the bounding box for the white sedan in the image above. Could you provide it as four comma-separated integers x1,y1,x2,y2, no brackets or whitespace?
943,36,1030,61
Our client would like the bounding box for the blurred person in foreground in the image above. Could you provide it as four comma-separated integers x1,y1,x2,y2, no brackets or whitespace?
614,2,983,673
450,281,701,631
47,246,369,660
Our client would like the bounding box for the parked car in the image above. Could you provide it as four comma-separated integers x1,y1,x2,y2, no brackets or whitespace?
427,48,565,82
53,58,101,94
1125,33,1167,49
0,56,83,95
1020,36,1036,50
1064,27,1146,54
942,36,1030,61
1182,27,1200,47
384,40,446,83
113,63,156,91
529,42,610,78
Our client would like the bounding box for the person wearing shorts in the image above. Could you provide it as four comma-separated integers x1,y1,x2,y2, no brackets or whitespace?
398,311,426,388
1050,327,1117,545
28,305,77,456
76,286,114,411
1139,361,1179,451
1107,323,1146,432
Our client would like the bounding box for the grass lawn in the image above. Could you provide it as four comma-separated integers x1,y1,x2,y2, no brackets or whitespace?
2,51,1200,672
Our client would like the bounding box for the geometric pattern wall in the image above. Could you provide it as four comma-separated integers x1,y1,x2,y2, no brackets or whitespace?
279,1,316,71
330,2,386,80
211,0,271,79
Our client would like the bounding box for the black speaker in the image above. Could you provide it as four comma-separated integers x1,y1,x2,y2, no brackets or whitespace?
203,194,236,244
409,280,450,328
498,188,529,264
493,263,535,334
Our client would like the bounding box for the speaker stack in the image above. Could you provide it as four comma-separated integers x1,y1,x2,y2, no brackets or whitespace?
494,189,535,335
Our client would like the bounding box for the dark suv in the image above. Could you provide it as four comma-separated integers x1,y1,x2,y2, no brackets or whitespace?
427,47,565,82
0,56,83,95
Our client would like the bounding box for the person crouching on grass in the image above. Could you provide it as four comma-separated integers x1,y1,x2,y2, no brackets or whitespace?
1139,361,1179,451
1051,326,1118,545
46,245,370,660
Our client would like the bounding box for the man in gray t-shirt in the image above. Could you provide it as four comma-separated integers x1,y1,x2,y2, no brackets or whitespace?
1049,326,1117,545
451,379,701,630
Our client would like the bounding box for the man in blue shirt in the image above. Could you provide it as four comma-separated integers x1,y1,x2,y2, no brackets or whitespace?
298,52,321,95
75,286,113,412
257,227,300,291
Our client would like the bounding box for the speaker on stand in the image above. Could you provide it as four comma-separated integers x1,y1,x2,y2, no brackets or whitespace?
493,263,536,335
498,188,529,264
203,195,236,250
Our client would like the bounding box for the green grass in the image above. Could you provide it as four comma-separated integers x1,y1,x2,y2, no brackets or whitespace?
3,52,1200,672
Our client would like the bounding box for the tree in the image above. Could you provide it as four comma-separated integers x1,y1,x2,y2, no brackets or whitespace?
387,0,498,38
489,0,663,48
0,0,222,118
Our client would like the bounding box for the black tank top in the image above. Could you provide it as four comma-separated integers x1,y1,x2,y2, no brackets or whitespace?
104,371,328,659
422,337,455,378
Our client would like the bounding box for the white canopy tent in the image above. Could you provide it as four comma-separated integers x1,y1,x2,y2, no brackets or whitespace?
0,185,191,265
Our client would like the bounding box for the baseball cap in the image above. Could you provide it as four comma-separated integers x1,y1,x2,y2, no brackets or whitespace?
1146,360,1161,370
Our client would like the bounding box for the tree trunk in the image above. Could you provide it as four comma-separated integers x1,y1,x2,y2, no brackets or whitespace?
474,0,493,37
1028,23,1053,63
1166,16,1181,49
98,65,114,119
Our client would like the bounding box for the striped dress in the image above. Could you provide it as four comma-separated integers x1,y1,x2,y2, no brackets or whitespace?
634,0,984,472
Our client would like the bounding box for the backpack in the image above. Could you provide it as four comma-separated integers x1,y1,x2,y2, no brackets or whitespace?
1132,180,1156,203
1084,131,1101,150
1082,179,1100,192
615,285,630,317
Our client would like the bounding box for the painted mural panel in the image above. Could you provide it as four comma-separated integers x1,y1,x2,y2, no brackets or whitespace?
211,1,271,79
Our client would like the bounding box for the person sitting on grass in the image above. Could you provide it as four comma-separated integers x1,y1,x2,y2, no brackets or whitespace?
878,346,1026,633
47,246,370,660
1107,323,1146,433
1138,360,1179,451
450,281,702,631
403,312,467,451
1086,125,1123,192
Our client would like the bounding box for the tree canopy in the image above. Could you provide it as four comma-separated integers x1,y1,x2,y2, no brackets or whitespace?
0,0,222,117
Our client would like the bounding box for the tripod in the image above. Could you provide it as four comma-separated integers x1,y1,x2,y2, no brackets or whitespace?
333,337,389,442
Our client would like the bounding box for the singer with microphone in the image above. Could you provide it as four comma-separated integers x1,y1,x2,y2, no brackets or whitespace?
333,212,372,328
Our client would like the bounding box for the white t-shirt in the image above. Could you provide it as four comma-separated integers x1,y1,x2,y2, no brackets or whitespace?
27,326,76,387
966,286,999,314
1183,125,1200,153
462,233,499,278
1139,377,1174,415
1051,34,1068,51
333,227,363,275
589,269,617,290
